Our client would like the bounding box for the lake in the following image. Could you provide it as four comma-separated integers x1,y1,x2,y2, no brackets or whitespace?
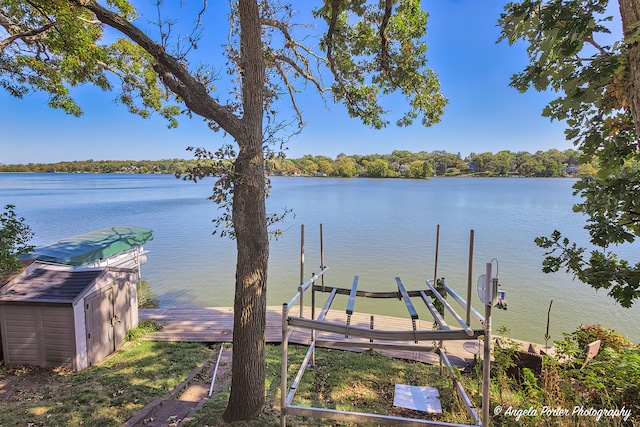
1,173,638,344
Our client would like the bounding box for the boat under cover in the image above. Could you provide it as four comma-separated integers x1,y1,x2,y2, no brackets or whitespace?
22,226,153,268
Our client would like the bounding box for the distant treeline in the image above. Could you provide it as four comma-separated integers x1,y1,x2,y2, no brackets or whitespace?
0,149,593,178
0,158,196,175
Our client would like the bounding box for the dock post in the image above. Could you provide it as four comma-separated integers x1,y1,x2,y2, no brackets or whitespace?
466,230,474,326
300,224,305,287
311,286,316,367
370,315,374,346
481,262,492,427
434,225,443,373
299,285,304,319
299,225,305,319
312,224,323,367
281,303,289,427
320,223,325,291
433,224,440,294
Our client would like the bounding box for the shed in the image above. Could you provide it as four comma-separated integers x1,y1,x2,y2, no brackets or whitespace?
0,264,138,371
0,260,36,363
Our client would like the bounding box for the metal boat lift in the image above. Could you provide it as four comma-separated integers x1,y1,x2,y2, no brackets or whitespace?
280,225,502,427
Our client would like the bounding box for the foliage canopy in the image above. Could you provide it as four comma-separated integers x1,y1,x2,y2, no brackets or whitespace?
0,204,33,273
500,0,640,307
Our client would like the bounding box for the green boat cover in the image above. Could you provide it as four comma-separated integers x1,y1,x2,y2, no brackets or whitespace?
25,226,154,266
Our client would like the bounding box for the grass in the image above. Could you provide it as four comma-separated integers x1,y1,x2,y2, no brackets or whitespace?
3,324,637,427
187,332,640,427
185,345,472,427
4,341,464,427
0,341,212,427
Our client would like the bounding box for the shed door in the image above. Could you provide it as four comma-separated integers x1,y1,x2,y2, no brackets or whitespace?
85,288,115,366
112,279,129,345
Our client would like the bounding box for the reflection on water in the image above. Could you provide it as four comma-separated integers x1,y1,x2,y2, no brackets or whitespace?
2,173,638,343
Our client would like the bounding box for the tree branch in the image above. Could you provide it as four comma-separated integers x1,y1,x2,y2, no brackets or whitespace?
584,35,607,55
273,53,328,93
325,0,340,80
0,14,55,53
273,61,303,124
262,17,328,84
261,17,292,42
323,0,371,120
95,59,152,94
379,0,392,71
262,18,325,62
72,0,243,139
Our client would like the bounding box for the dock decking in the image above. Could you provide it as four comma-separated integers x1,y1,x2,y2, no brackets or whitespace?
139,307,479,367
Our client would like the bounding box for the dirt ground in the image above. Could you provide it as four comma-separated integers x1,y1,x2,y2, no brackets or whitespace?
0,364,75,403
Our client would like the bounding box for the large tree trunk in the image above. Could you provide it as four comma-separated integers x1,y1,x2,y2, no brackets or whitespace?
619,0,640,149
223,0,267,421
223,144,268,421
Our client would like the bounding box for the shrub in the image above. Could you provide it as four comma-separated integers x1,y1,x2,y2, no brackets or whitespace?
0,204,34,273
550,325,640,415
572,324,634,352
137,279,159,308
126,320,162,341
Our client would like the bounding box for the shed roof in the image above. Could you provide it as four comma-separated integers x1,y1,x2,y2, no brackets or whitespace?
23,226,153,266
0,259,34,287
0,268,102,304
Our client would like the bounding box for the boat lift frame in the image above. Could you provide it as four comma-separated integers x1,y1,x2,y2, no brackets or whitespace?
280,225,498,427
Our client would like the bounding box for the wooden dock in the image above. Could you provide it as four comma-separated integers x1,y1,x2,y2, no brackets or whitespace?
139,307,481,367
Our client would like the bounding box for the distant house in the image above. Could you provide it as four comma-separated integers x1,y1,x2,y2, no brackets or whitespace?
564,164,579,174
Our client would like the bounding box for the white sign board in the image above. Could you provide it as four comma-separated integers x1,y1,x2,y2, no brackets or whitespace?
393,384,442,414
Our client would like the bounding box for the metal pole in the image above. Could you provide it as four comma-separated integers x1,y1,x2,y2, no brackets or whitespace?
136,246,142,282
433,225,442,362
313,224,323,366
208,343,225,397
299,285,304,319
300,224,305,286
370,315,374,345
433,224,440,287
320,223,325,291
299,225,305,319
466,229,474,326
281,303,289,427
482,262,492,427
311,285,316,368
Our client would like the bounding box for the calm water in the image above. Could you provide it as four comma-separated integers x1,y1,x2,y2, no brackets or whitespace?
1,173,638,344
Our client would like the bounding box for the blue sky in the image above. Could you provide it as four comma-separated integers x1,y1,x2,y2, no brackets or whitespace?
1,1,597,165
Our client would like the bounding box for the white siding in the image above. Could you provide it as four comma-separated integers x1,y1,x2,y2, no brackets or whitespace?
73,301,88,371
0,306,74,368
41,307,74,367
129,273,139,327
1,307,39,364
